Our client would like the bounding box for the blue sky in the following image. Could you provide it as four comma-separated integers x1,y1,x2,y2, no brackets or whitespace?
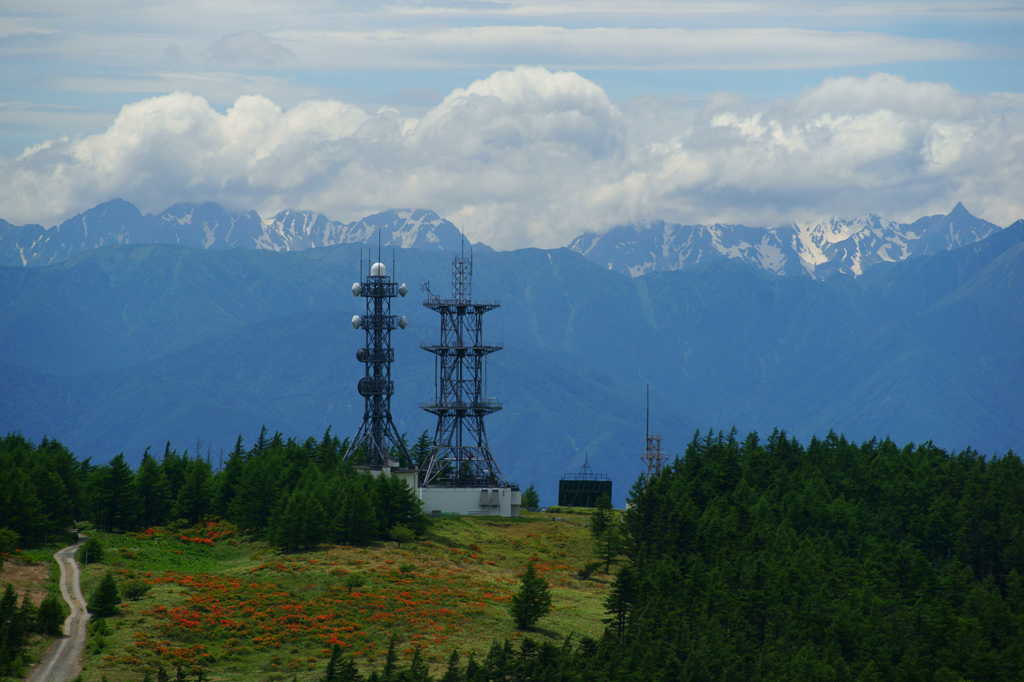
2,1,1022,247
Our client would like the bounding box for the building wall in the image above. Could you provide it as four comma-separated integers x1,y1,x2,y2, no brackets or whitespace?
558,479,613,507
419,486,522,517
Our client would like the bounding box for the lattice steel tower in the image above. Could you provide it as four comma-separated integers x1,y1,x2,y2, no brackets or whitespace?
421,250,503,486
642,385,666,476
346,256,410,467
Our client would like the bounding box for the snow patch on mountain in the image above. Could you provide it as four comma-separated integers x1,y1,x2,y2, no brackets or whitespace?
568,204,1006,279
0,200,468,266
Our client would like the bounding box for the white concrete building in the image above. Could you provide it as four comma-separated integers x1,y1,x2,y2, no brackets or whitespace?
418,486,522,517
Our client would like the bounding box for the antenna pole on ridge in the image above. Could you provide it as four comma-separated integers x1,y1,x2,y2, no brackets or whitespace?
646,384,650,440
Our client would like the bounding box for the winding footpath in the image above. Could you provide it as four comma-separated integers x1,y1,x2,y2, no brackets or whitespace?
27,537,90,682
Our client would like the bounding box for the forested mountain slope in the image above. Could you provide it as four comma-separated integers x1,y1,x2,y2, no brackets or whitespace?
1,224,1021,502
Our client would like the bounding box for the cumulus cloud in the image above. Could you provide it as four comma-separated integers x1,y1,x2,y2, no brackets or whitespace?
3,68,1023,248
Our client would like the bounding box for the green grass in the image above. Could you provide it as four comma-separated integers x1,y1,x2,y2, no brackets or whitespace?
75,514,616,681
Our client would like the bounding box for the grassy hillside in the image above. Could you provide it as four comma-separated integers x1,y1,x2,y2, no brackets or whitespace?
76,512,611,680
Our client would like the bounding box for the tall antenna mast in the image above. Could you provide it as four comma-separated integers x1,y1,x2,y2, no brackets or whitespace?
345,251,411,468
642,384,665,476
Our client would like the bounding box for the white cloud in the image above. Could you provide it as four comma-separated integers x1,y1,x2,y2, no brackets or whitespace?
273,26,979,71
54,73,321,108
0,17,57,38
2,68,1023,247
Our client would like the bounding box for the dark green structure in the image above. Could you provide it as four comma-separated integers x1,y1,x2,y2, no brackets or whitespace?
558,477,612,507
558,454,612,507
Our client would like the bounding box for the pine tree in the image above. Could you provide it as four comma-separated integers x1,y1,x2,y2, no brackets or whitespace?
335,481,378,546
464,654,480,681
36,594,64,635
604,565,636,639
381,633,399,681
374,475,425,535
88,572,120,618
11,594,35,651
254,426,268,454
410,432,434,471
136,452,170,528
80,537,104,565
440,650,463,682
405,647,431,682
521,485,540,512
173,458,214,524
0,469,46,545
597,516,621,573
215,436,246,517
161,443,187,506
324,644,343,681
589,494,612,539
270,488,326,551
510,562,552,630
0,529,18,569
90,454,138,531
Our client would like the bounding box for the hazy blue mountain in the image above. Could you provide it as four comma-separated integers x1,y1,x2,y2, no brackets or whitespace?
569,203,1004,279
568,221,808,277
0,200,467,266
1,223,1021,505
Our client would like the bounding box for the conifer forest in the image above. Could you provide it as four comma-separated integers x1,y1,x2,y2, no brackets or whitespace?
2,427,1023,679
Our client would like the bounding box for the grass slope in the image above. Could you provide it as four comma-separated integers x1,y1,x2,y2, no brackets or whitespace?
77,512,611,680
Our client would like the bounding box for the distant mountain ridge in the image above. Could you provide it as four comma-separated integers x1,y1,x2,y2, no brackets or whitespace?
1,199,1012,278
569,203,1005,278
0,199,466,266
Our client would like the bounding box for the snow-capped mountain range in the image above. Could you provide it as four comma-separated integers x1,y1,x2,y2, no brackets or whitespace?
568,203,1004,279
0,199,466,267
0,199,1010,278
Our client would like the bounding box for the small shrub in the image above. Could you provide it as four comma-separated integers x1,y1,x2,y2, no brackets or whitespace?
389,524,415,546
510,562,552,630
88,572,121,618
344,574,367,593
521,485,540,511
576,561,602,581
79,537,104,564
122,580,151,601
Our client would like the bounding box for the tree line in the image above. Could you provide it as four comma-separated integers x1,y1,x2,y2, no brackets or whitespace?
4,427,1024,680
0,428,425,552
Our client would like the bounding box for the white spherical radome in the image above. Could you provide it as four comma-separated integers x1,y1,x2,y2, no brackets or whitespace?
370,262,386,277
398,316,408,329
351,282,362,296
398,283,408,297
351,315,362,329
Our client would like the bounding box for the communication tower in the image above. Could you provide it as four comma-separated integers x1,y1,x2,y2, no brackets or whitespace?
346,254,410,467
642,385,665,476
420,248,503,486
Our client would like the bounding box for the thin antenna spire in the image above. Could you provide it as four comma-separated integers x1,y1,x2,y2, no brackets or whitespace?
645,384,650,440
642,383,664,476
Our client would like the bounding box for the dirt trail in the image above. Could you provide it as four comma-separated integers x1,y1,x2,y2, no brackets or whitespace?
27,538,89,682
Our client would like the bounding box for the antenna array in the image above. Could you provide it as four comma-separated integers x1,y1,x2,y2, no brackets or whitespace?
345,245,411,467
420,245,504,486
